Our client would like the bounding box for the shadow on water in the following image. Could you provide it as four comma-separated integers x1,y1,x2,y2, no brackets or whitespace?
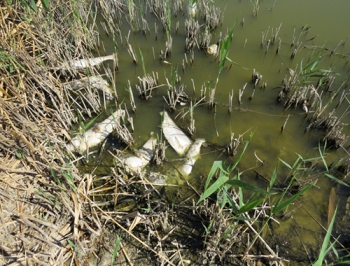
77,0,350,264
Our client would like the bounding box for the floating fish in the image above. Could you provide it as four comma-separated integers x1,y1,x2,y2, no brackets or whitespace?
68,53,117,70
66,109,125,154
206,44,218,55
65,76,114,100
122,135,157,172
178,138,205,176
160,111,192,156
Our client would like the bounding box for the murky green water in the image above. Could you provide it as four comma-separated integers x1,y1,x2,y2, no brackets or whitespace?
85,0,350,263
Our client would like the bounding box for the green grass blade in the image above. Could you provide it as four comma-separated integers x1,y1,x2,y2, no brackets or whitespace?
223,187,239,213
269,163,279,190
325,173,350,187
312,206,338,266
40,0,50,11
272,183,313,214
318,143,328,171
111,235,121,266
237,197,264,214
279,158,292,169
226,179,270,195
229,132,254,171
204,161,228,190
198,174,229,204
82,113,101,131
139,47,146,76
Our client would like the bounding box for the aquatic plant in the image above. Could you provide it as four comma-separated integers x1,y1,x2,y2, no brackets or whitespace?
312,207,338,266
195,132,322,263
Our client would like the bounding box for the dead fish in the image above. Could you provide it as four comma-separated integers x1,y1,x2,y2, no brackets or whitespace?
65,76,114,100
68,53,117,70
160,111,192,156
178,138,205,176
66,109,125,154
123,135,157,172
206,44,218,55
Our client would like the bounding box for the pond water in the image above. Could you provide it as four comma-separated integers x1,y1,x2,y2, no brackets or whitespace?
83,0,350,263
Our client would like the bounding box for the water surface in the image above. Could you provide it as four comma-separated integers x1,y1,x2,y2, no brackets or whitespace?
89,0,350,263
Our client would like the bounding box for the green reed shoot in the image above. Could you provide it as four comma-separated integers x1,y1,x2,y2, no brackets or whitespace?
215,21,246,89
312,206,338,266
198,132,270,210
19,0,37,13
139,47,146,76
111,235,121,265
40,0,50,12
167,3,171,34
76,113,101,133
126,0,135,20
67,239,80,257
218,21,236,75
317,142,350,187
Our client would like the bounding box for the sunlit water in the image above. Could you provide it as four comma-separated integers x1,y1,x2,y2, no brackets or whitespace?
83,0,350,263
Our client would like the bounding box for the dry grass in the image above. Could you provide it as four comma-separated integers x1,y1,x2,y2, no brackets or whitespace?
0,1,105,264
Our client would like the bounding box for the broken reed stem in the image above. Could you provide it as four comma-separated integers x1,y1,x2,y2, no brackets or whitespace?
238,83,247,104
127,43,138,64
228,89,234,114
276,38,281,54
249,88,255,100
209,88,216,109
281,114,290,132
128,80,137,112
188,101,196,135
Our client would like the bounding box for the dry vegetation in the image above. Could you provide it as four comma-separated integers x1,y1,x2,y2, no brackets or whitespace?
0,2,285,264
0,1,105,264
1,0,350,265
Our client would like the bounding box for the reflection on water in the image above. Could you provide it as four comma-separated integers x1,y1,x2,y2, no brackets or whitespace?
86,0,350,263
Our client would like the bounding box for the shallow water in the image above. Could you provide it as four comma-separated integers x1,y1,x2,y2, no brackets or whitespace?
86,0,350,263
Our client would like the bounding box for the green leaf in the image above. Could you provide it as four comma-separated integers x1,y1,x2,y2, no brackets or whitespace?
278,158,292,169
226,179,270,195
237,197,264,214
325,173,350,187
223,188,239,213
111,235,121,266
204,161,228,191
198,174,229,204
229,132,254,171
269,163,279,190
40,0,50,11
139,47,146,76
29,0,38,12
318,143,328,171
272,183,313,214
312,206,337,266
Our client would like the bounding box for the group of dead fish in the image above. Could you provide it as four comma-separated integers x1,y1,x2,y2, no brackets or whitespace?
66,105,205,181
65,53,206,181
65,7,217,182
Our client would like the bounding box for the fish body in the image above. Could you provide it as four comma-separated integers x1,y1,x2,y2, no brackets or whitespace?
123,135,157,172
206,44,218,55
66,109,125,154
66,76,114,100
178,138,205,176
160,111,192,156
69,54,117,70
